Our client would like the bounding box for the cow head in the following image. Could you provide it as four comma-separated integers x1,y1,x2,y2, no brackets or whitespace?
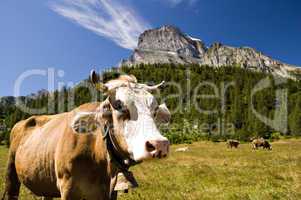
90,71,170,162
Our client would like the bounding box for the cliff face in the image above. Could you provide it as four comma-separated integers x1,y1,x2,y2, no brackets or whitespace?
121,25,301,79
137,26,204,58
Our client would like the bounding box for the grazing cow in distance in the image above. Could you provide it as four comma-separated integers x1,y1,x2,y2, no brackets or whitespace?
252,138,272,150
2,72,171,200
227,140,240,148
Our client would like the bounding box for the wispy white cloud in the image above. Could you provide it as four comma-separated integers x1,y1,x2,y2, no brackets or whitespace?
166,0,198,6
50,0,151,49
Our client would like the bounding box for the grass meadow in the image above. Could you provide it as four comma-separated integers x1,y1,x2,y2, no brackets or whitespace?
0,140,300,200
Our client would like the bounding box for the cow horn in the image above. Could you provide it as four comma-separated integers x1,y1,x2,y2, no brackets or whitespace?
140,81,165,91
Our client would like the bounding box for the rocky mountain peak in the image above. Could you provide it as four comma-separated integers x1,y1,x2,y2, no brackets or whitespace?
121,25,301,79
137,25,205,59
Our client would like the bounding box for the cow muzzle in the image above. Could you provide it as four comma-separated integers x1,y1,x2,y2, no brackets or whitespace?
145,140,169,159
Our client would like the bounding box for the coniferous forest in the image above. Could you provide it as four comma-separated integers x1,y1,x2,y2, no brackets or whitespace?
0,64,301,145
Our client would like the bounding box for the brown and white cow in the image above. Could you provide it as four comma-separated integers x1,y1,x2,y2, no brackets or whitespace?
226,140,240,148
252,138,272,150
2,72,170,200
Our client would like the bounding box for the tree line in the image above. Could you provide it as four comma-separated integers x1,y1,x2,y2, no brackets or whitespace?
1,64,301,145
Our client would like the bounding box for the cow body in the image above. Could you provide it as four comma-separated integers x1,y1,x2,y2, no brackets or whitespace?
227,140,240,148
252,138,272,150
6,103,113,200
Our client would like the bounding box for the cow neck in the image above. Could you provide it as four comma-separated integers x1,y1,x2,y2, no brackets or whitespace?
103,122,140,192
103,122,140,173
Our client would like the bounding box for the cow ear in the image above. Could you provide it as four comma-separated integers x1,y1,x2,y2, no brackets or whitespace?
71,112,99,134
90,70,99,84
90,70,108,92
155,103,171,124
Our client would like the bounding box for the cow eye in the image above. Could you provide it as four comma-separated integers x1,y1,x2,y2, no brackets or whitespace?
111,100,130,119
112,100,123,111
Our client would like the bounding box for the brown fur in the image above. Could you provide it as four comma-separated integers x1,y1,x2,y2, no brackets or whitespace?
3,102,122,200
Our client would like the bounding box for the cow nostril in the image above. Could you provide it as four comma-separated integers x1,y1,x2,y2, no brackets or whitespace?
146,141,156,152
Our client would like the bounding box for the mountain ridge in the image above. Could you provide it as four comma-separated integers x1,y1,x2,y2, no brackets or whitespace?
121,25,301,79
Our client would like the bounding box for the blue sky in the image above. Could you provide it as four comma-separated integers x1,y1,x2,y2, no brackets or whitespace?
1,0,300,96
